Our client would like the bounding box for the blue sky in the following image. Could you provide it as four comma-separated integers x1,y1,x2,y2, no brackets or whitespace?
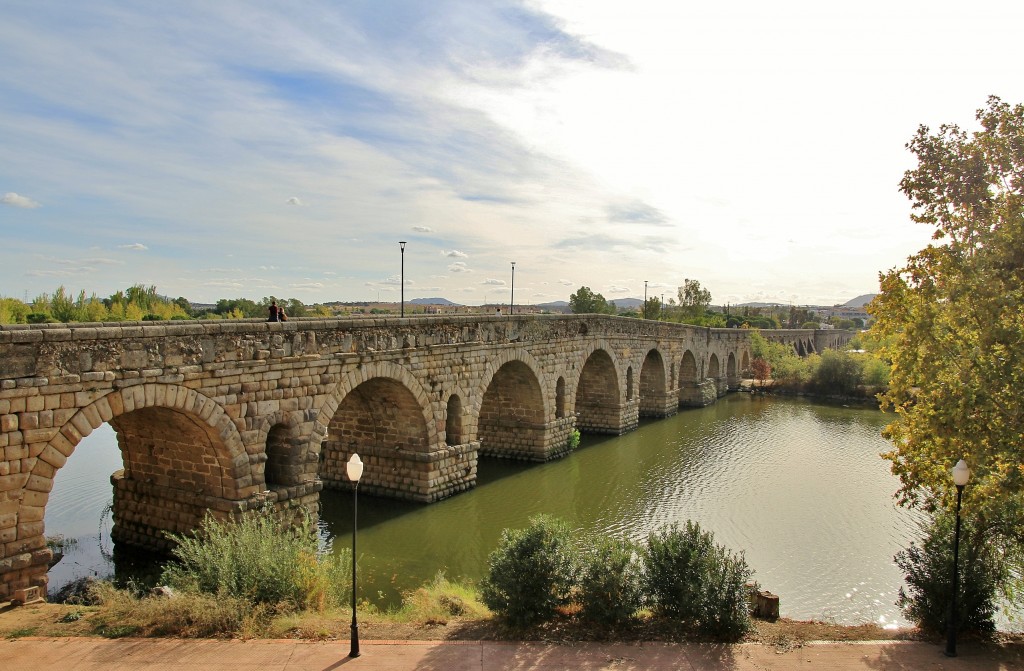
3,0,1023,306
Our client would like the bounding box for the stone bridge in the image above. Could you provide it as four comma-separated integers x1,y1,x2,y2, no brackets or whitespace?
0,314,851,600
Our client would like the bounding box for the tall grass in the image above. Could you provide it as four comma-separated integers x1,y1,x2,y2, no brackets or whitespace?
161,509,351,612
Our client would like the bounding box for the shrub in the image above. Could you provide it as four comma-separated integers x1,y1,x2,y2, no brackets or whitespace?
895,510,1001,635
161,509,350,612
810,350,861,395
480,515,579,627
644,521,753,639
567,429,581,451
577,537,645,626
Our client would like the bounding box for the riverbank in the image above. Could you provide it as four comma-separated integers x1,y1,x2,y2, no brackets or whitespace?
4,598,1017,648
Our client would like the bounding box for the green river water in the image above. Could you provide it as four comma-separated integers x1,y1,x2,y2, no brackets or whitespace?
46,394,923,627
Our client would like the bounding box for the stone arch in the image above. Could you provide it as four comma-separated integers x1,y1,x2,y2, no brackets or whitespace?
446,394,464,446
639,348,668,418
679,350,699,385
741,350,751,375
708,353,720,380
256,410,311,488
316,360,438,450
472,347,551,421
477,359,547,459
574,347,621,433
27,384,248,555
555,376,566,419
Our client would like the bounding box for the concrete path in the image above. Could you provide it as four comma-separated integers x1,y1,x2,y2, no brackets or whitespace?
3,638,1023,670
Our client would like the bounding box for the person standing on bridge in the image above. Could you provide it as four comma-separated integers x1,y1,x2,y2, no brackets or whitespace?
267,301,279,322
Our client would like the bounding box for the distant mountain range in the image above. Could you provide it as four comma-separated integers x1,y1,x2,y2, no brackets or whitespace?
410,297,460,306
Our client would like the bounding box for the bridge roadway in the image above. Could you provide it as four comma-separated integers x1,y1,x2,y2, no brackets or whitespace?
0,314,851,600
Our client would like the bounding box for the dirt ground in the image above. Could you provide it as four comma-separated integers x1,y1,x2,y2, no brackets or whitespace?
0,599,951,649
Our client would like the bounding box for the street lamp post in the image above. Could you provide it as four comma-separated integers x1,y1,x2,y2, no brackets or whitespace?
510,262,516,315
945,458,971,657
346,454,364,658
399,241,407,318
643,280,648,319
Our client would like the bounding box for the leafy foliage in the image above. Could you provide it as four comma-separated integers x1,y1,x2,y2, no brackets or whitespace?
576,537,645,625
161,509,350,612
677,279,711,322
870,97,1024,534
895,510,1002,634
569,286,617,315
644,521,753,639
480,515,579,627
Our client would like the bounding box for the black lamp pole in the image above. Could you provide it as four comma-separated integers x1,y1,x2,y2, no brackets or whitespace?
643,280,648,319
399,241,407,318
945,459,970,657
346,454,364,658
510,262,516,315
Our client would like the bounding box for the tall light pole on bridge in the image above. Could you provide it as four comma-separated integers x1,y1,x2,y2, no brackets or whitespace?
510,262,516,315
945,458,971,657
643,280,648,319
399,241,407,318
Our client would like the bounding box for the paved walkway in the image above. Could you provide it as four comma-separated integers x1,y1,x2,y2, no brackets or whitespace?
3,638,1023,670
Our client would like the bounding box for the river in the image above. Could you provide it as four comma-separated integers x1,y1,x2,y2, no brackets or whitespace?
46,394,921,627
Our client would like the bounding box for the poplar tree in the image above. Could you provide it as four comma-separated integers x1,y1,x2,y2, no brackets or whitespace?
871,97,1024,545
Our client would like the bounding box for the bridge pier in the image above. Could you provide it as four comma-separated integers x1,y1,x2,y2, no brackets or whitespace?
575,400,639,435
320,442,478,503
679,379,718,407
639,389,679,419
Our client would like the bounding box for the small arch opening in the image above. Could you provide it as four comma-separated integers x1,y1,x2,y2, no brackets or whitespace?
446,394,464,445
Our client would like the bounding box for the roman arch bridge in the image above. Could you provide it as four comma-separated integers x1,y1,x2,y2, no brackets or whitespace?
0,314,851,600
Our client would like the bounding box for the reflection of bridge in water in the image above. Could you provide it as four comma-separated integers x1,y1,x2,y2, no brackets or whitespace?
0,314,851,600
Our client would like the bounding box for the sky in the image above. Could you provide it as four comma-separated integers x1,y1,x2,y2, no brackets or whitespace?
3,1,1023,308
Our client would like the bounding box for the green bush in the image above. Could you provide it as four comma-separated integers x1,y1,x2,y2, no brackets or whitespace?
810,350,861,395
161,509,350,612
895,511,1001,635
644,521,753,639
480,515,579,627
576,537,645,625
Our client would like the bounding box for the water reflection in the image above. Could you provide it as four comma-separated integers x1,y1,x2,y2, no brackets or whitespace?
45,395,921,626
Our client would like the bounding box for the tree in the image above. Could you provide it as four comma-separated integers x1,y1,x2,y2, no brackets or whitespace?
677,279,711,322
871,98,1024,572
643,296,662,320
569,286,614,315
750,357,771,390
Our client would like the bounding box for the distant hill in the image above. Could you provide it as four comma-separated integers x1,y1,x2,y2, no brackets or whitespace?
843,294,876,308
612,297,643,309
411,297,460,306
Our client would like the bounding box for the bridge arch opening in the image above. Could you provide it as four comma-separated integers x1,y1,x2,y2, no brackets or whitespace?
741,351,751,375
478,360,546,460
445,394,464,446
265,421,306,488
708,353,720,380
639,349,668,418
575,349,620,434
322,376,430,495
555,377,566,419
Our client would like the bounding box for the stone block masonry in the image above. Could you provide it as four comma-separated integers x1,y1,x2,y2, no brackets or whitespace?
0,314,851,600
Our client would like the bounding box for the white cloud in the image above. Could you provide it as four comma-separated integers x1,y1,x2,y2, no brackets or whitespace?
2,192,40,208
286,196,304,206
482,278,506,286
118,243,148,251
448,261,471,273
290,281,325,290
444,250,468,258
412,226,433,233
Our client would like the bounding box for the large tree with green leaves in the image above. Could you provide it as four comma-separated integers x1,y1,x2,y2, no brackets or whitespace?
569,286,616,315
677,279,712,323
871,97,1024,544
